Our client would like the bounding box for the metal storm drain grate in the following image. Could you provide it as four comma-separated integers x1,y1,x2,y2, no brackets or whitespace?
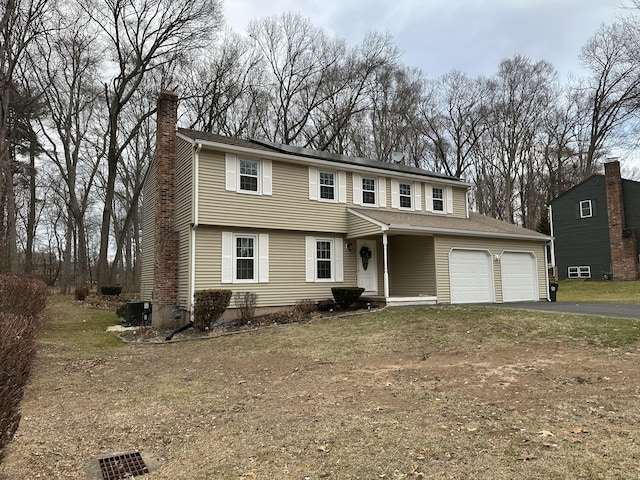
98,451,149,480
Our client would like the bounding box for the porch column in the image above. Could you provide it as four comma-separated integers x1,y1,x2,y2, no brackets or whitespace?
383,232,390,298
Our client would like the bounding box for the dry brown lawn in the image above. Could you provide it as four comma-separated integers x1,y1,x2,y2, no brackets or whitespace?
1,295,640,479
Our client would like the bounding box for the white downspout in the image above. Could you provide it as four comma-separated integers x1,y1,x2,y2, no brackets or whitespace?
189,142,202,317
383,232,390,299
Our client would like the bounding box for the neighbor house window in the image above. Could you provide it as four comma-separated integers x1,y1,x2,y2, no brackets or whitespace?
319,172,335,200
568,266,591,279
235,235,255,280
579,200,592,218
399,183,412,208
432,187,444,211
362,178,376,204
239,160,259,192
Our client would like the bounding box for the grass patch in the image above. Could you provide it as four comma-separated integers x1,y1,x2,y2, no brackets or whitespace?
557,279,640,303
40,295,123,356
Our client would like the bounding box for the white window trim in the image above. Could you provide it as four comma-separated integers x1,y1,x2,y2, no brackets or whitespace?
352,173,386,207
579,200,593,218
305,236,344,282
225,153,272,196
391,179,415,210
309,167,346,203
568,265,591,279
425,184,453,214
221,232,269,284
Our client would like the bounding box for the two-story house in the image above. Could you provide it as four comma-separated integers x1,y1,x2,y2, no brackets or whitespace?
142,91,551,328
549,160,640,281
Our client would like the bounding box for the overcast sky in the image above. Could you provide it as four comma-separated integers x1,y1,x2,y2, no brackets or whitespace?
223,0,625,80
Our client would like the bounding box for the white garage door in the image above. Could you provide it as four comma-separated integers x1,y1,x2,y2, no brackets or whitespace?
501,252,538,302
449,249,494,303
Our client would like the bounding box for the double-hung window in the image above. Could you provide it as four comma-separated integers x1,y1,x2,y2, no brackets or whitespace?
221,232,269,283
239,160,259,193
353,174,386,207
320,172,335,200
399,183,412,208
225,153,272,195
362,178,376,205
316,240,333,279
579,200,592,218
432,187,444,211
235,235,255,281
305,236,344,282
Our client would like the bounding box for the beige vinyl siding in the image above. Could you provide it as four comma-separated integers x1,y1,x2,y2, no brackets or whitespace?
194,227,357,307
175,139,194,309
452,187,468,218
434,235,547,303
198,151,350,232
196,145,469,232
388,236,436,296
348,214,382,238
140,162,156,301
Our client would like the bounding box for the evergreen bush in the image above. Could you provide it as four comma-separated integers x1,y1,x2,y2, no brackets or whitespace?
331,287,365,310
193,290,232,331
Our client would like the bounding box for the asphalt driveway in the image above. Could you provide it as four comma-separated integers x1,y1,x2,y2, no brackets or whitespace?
487,301,640,320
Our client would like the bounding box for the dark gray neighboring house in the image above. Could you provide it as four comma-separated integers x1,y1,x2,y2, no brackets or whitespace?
549,160,640,281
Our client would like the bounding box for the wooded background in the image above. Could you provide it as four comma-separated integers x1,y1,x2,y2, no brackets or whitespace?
2,0,640,292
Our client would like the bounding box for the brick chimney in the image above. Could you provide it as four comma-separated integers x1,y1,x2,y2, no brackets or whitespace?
605,160,639,280
152,90,181,327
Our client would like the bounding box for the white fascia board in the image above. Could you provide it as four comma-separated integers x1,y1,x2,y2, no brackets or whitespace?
184,134,471,187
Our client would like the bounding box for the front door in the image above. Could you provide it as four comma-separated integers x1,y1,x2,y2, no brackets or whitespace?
357,240,378,294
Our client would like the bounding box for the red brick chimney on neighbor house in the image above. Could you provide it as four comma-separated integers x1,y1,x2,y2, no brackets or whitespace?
605,160,639,280
152,90,180,328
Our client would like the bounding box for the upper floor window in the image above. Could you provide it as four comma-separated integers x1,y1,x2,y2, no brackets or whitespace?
352,173,386,207
320,172,335,200
391,179,421,211
308,167,346,203
225,153,272,196
362,178,376,204
580,200,592,218
432,187,444,211
399,183,412,208
426,184,452,214
239,160,258,192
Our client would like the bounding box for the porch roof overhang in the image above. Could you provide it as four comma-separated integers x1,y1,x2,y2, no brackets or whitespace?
347,208,551,242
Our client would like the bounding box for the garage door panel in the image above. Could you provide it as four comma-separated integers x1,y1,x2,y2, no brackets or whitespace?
501,252,538,302
449,250,493,303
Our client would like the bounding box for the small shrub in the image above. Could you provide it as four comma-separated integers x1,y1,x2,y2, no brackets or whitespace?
290,299,316,322
193,289,232,331
0,274,47,464
234,291,257,326
74,286,89,301
331,287,365,310
115,303,127,319
100,285,122,296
